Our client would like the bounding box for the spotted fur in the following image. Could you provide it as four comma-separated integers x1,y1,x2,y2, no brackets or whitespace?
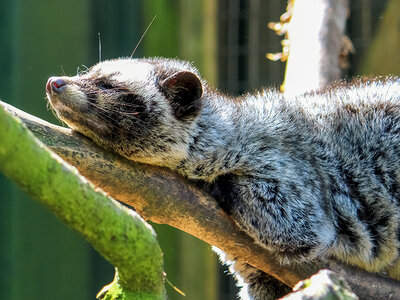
47,57,400,299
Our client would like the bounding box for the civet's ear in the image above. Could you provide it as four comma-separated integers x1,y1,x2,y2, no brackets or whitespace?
161,71,203,120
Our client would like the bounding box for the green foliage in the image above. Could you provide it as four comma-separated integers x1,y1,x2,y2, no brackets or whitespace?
359,0,400,76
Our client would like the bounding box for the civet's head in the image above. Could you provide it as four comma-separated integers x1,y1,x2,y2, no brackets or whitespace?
46,58,204,167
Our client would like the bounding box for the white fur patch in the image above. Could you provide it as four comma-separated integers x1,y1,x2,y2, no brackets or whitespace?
93,59,153,84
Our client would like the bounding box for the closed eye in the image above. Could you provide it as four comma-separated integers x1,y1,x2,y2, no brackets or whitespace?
96,80,115,90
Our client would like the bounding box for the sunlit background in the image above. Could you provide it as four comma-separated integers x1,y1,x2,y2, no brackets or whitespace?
0,0,398,299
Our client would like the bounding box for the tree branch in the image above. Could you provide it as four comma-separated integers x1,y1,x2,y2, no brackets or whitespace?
0,102,166,300
1,100,399,299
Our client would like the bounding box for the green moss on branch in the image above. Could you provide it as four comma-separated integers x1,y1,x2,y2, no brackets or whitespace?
0,104,166,299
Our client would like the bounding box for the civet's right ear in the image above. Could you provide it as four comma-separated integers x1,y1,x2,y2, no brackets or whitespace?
161,71,203,120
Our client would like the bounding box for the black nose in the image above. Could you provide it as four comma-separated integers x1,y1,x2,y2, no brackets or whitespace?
46,77,67,94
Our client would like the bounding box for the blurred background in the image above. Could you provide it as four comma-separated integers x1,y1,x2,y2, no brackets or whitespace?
0,0,399,299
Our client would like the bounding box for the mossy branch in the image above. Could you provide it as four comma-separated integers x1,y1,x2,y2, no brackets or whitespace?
0,102,166,300
1,100,400,299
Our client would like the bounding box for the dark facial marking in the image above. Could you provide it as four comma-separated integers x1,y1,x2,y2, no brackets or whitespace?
118,92,147,115
96,79,115,90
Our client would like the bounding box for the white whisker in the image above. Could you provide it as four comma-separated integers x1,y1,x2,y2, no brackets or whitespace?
130,15,157,58
98,32,102,62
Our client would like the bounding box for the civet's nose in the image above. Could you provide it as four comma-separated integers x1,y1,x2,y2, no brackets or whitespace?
46,77,67,94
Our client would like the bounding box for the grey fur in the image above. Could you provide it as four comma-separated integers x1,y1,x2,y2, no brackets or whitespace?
46,57,400,299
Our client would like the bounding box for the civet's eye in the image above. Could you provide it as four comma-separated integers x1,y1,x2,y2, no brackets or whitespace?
96,80,114,90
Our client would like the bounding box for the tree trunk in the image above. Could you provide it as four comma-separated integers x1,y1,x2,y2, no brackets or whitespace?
283,0,349,96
